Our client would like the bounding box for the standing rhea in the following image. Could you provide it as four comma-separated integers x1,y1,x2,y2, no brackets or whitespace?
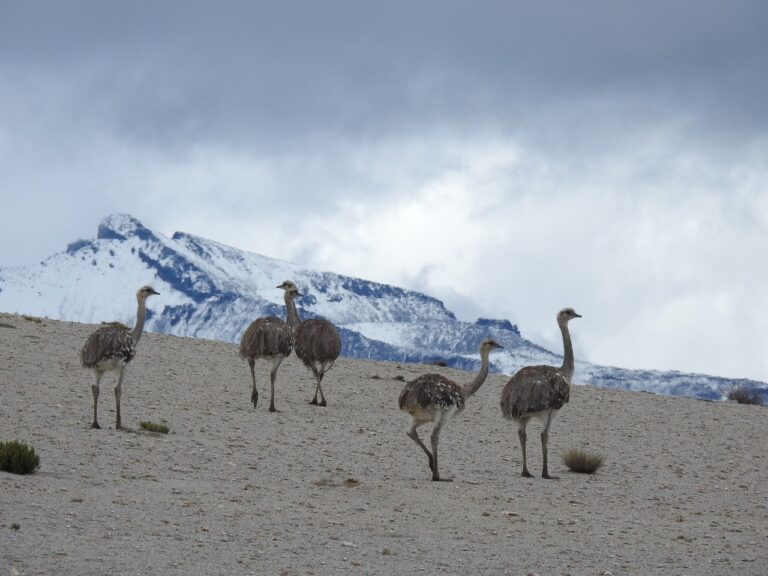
500,308,581,479
238,281,296,412
282,283,342,406
81,285,159,429
399,339,503,481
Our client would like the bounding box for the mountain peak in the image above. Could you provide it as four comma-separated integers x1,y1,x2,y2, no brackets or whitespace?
97,214,156,242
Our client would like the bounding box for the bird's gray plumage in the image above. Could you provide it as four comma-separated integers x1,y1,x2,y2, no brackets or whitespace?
82,285,159,430
293,319,341,371
399,338,502,481
81,325,136,368
500,366,570,419
500,307,581,479
398,373,465,412
239,282,296,412
239,317,293,360
282,284,341,407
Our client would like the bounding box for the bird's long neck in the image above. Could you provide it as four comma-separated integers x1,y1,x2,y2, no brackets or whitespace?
284,293,302,332
132,297,148,345
462,350,492,399
559,320,575,381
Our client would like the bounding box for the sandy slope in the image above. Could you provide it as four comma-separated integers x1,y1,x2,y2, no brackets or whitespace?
1,312,766,575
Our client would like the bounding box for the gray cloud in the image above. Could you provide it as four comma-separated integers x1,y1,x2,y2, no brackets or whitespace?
1,0,768,381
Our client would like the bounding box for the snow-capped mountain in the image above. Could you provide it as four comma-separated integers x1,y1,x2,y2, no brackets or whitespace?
1,213,765,402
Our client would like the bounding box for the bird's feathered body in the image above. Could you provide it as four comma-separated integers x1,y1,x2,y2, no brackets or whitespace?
239,316,292,360
500,365,570,420
280,282,342,406
399,338,502,481
398,374,465,423
82,285,159,430
239,283,301,412
501,307,581,479
81,326,136,370
293,319,341,370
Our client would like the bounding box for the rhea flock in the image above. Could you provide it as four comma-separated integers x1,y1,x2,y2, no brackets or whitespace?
399,338,503,481
282,282,342,406
500,308,581,479
238,281,296,412
80,285,160,430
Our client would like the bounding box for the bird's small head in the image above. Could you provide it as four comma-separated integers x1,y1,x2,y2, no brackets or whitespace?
277,280,302,297
480,338,504,353
137,285,160,300
558,308,582,323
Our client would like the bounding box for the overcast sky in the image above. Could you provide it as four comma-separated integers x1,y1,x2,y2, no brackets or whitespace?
2,1,768,381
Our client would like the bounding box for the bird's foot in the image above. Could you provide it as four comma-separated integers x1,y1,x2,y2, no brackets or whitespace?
251,394,258,408
432,476,453,482
91,422,101,430
542,473,559,480
309,398,318,405
319,399,327,407
521,469,533,478
269,406,280,413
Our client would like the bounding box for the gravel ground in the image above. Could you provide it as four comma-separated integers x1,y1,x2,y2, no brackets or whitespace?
1,312,766,575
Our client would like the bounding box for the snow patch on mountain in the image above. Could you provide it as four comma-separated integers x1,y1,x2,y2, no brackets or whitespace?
1,213,766,403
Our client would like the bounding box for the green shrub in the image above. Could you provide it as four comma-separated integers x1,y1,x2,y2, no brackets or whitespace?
140,421,169,434
561,447,604,474
0,440,40,474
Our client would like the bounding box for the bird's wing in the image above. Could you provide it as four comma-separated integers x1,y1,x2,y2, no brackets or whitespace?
500,366,569,418
80,326,135,367
400,374,464,411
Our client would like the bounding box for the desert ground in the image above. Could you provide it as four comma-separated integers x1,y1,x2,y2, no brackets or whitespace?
1,312,766,575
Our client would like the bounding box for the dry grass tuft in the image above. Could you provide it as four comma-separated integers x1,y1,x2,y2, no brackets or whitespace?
726,384,763,406
140,421,170,434
561,447,605,474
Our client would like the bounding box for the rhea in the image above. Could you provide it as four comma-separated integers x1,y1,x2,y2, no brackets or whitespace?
399,338,503,481
238,281,296,412
500,308,581,479
282,283,342,406
80,285,159,429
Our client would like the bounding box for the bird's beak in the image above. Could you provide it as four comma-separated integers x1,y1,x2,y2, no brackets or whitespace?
496,344,504,349
276,284,284,288
296,291,304,297
151,288,160,295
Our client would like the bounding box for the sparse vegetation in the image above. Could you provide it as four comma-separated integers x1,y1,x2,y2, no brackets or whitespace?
22,315,42,324
140,421,170,434
561,447,605,474
0,440,40,475
726,384,763,406
0,322,16,329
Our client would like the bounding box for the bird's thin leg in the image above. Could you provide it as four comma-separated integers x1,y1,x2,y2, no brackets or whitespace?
310,364,325,406
248,358,258,408
316,367,327,407
406,421,434,473
114,365,126,430
269,356,283,412
431,412,452,482
91,371,104,429
518,420,533,477
541,410,559,480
